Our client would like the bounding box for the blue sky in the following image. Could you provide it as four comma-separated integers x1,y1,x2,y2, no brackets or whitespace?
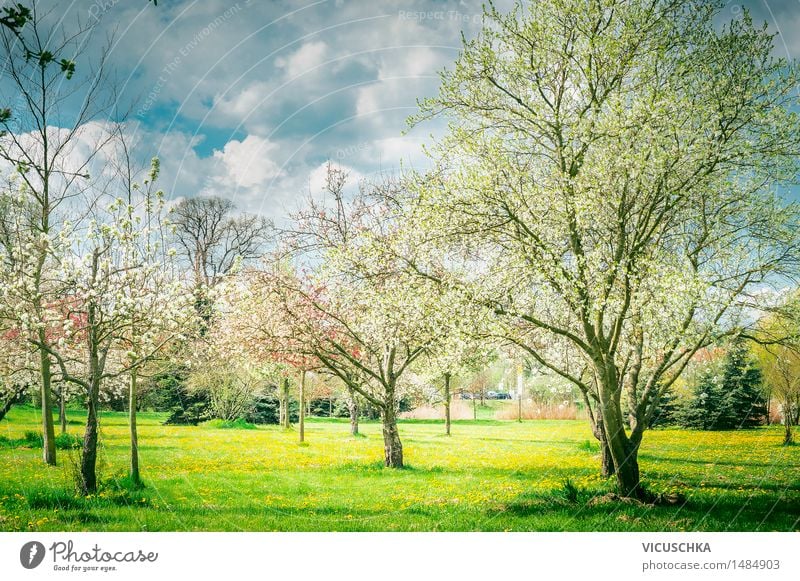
6,0,800,219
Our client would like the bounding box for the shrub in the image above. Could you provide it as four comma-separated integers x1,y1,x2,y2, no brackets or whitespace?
0,431,81,450
164,400,211,425
55,433,82,449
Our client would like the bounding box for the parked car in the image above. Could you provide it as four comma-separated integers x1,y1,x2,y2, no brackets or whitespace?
494,392,512,400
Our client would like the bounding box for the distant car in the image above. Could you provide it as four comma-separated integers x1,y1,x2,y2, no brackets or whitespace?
487,390,498,399
461,393,473,400
495,392,512,400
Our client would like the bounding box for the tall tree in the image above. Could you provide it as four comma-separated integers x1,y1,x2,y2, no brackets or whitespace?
411,0,800,498
0,4,116,465
39,155,195,494
718,340,766,429
170,196,271,323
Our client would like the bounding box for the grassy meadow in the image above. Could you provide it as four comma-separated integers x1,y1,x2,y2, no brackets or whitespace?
0,406,798,532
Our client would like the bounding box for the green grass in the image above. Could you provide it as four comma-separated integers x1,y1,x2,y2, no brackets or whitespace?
0,405,798,532
201,418,258,430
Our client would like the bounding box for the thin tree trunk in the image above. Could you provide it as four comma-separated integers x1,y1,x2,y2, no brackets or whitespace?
59,384,67,435
765,394,771,425
472,395,476,420
517,364,523,423
347,389,359,436
381,404,403,468
444,372,451,436
38,345,57,466
299,370,305,443
281,377,291,429
784,400,795,446
278,387,285,426
129,369,141,486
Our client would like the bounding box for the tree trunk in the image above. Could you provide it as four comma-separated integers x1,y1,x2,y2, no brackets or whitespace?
605,423,642,497
281,377,291,429
517,364,523,423
38,345,57,466
473,396,477,420
784,399,795,446
381,405,403,468
599,435,615,478
278,387,285,426
59,384,67,434
765,394,771,425
583,390,615,477
444,373,451,436
593,415,615,478
80,375,101,495
80,314,103,496
347,389,359,436
299,370,305,443
597,376,643,499
129,369,141,486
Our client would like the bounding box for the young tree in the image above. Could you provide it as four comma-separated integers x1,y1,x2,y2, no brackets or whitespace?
271,167,444,467
411,0,800,497
755,304,800,445
41,156,194,493
115,148,197,487
0,4,117,466
423,333,492,436
209,266,316,440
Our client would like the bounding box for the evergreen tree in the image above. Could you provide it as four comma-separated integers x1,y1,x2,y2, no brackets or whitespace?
718,340,767,429
677,342,767,430
676,367,722,430
648,386,680,428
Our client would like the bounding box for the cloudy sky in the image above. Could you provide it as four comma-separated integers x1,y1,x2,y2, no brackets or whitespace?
6,0,800,220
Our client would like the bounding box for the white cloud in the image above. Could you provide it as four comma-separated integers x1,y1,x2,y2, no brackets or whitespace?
275,41,329,79
213,81,272,121
208,135,284,189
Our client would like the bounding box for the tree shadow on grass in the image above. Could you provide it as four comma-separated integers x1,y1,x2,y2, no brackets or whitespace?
640,453,800,470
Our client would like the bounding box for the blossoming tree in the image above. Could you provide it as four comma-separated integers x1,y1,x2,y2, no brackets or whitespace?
411,0,800,498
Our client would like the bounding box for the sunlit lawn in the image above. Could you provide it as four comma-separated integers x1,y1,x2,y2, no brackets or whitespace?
0,406,798,531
